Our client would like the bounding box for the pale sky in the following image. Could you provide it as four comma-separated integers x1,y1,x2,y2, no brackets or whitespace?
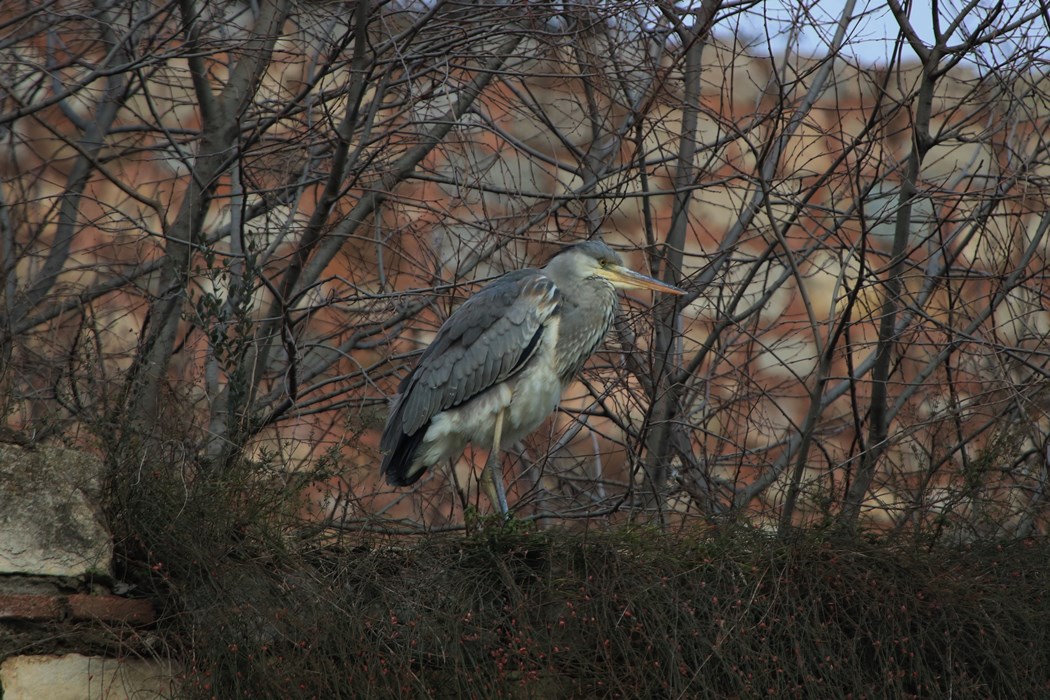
719,0,1048,69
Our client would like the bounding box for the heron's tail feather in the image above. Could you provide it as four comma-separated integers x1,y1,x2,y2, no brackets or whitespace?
381,428,428,486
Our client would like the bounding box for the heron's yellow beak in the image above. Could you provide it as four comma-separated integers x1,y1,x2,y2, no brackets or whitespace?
599,264,686,295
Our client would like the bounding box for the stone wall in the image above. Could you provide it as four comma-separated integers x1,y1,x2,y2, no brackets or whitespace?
0,444,176,699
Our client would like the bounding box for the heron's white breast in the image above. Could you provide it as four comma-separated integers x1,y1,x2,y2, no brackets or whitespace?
502,314,564,443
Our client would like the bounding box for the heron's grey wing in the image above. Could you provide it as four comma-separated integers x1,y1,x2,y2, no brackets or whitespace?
381,270,560,451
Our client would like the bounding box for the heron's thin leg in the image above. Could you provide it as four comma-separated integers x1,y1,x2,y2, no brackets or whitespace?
481,407,510,516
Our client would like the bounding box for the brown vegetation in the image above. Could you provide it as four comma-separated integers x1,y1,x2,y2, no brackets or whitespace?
2,0,1050,693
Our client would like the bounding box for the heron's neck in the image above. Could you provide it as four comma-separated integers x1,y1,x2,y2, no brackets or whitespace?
553,279,617,382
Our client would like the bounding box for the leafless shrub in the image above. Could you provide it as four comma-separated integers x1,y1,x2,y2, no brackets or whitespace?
0,0,1048,538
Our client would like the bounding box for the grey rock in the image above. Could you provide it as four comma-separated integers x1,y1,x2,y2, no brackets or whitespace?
0,444,112,578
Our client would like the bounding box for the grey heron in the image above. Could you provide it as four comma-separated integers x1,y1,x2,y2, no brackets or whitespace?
380,239,686,514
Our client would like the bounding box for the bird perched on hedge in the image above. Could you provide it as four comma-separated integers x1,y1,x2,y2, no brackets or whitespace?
380,239,685,514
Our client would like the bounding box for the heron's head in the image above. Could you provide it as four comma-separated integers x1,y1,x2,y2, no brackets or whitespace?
546,239,686,296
